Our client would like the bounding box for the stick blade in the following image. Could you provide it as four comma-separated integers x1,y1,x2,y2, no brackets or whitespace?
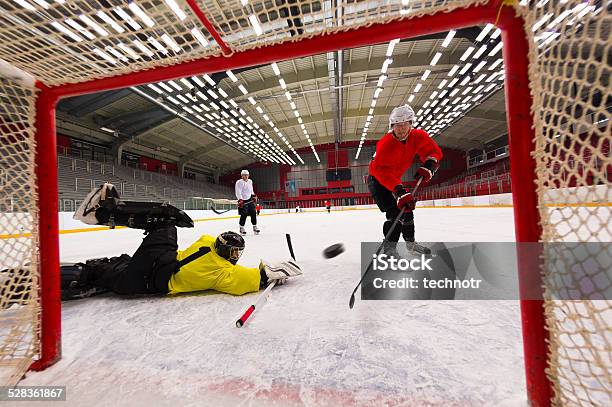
349,294,356,309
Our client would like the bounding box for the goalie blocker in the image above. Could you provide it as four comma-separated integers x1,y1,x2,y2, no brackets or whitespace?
74,183,194,231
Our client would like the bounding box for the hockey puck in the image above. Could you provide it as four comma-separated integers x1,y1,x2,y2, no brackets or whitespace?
323,243,345,259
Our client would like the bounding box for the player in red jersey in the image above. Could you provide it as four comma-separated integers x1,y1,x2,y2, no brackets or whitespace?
367,104,443,254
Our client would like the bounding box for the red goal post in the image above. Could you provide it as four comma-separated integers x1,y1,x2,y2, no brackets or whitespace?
0,1,609,405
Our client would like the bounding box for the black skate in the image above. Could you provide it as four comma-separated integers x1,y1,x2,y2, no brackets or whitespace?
253,225,260,235
74,183,193,231
381,241,401,258
239,226,247,235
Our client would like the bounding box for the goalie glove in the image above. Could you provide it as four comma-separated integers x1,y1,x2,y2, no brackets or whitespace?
414,157,439,184
259,260,302,287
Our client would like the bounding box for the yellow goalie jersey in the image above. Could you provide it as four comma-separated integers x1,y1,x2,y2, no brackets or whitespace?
167,235,261,296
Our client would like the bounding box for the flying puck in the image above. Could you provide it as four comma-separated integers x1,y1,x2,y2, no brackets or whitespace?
323,243,345,259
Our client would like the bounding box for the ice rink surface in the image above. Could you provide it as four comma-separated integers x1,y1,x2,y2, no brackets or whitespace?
20,207,530,406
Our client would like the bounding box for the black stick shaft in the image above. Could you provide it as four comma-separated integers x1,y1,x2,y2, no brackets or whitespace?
285,233,296,260
349,178,422,308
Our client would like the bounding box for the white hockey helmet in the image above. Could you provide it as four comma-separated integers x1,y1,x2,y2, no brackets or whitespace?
389,104,415,128
241,169,249,176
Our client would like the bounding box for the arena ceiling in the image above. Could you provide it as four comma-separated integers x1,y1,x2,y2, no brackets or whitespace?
57,26,508,175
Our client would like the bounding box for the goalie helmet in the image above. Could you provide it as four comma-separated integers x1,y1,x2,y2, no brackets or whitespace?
389,104,415,128
215,231,245,264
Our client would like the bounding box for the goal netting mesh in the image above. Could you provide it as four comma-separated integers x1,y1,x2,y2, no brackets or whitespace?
0,0,609,404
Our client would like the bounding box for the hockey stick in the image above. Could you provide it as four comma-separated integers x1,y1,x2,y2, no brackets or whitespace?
348,178,423,309
210,206,231,215
235,234,296,327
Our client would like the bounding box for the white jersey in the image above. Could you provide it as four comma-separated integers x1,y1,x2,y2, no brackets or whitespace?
235,178,254,200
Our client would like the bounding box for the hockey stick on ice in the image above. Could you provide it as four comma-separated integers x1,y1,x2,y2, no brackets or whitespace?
210,205,231,215
348,178,422,309
235,234,296,327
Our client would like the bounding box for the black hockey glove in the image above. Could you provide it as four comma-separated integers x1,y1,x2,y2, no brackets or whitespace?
393,185,416,211
415,157,439,183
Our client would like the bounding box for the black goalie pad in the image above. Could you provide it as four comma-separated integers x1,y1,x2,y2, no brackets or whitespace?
94,201,194,230
74,183,194,230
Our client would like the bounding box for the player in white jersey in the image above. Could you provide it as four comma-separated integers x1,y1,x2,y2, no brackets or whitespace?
235,169,260,235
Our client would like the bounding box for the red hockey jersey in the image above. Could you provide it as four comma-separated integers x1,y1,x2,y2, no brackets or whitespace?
368,129,443,191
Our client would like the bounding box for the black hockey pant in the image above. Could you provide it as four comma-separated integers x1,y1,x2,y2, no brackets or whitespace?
368,175,415,243
239,201,257,226
85,226,179,295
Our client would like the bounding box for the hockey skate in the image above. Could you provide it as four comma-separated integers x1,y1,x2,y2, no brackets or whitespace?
74,183,194,232
253,225,260,235
405,241,432,255
381,241,401,258
239,226,247,235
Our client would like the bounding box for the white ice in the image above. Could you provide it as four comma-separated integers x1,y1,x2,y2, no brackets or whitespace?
20,208,530,406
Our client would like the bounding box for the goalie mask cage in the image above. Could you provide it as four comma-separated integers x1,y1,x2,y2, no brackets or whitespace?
0,0,609,405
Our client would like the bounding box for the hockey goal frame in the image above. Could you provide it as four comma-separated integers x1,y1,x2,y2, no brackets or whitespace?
31,1,547,405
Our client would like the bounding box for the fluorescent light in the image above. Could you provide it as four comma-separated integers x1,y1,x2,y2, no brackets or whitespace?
220,101,229,109
377,75,387,87
248,14,263,35
14,0,36,11
460,46,474,61
177,95,189,103
164,0,187,21
167,96,180,105
93,48,116,64
179,78,193,89
429,91,438,99
460,76,470,86
475,23,494,42
148,37,168,55
64,18,96,40
113,7,141,30
203,74,215,86
488,59,503,71
105,46,128,62
430,52,442,66
51,22,83,42
161,34,181,53
447,65,459,77
473,61,487,72
97,11,124,33
226,70,238,82
441,30,456,48
474,74,486,84
129,2,155,27
290,101,296,109
414,83,422,93
462,86,473,95
248,97,256,105
459,63,472,75
437,79,447,89
218,88,228,98
79,15,108,36
271,63,280,75
132,39,153,57
448,78,459,88
279,78,287,89
421,70,431,80
381,58,393,74
147,84,163,94
386,39,399,57
100,126,114,133
235,84,247,95
488,42,503,57
472,44,488,59
191,28,209,48
285,91,292,101
256,106,263,114
208,89,219,99
168,80,182,91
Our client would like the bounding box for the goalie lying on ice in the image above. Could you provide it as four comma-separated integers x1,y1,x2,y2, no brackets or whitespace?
1,227,301,304
52,225,302,300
